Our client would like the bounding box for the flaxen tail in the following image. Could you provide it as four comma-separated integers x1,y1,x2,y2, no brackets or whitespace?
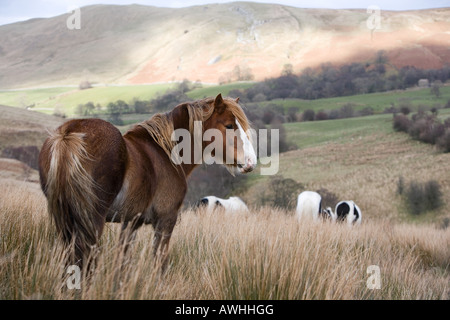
42,129,100,266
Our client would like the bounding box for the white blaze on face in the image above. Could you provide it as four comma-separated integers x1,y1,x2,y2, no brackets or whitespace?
236,119,257,173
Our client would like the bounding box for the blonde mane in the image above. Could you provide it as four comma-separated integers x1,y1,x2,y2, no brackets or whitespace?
137,97,250,163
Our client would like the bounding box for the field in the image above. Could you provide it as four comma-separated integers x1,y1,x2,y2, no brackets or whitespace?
1,83,448,120
0,180,448,299
255,86,450,114
0,84,176,117
0,86,449,300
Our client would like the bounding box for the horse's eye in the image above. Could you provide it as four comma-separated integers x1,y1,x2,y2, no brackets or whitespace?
225,124,234,130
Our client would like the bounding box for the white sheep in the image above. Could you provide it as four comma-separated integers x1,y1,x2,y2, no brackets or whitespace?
296,191,323,222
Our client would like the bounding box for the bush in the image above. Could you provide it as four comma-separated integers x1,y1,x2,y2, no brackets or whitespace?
316,188,338,209
151,90,189,112
399,104,411,115
394,111,450,152
132,99,151,114
384,105,398,114
408,116,444,145
315,111,329,121
339,103,355,119
437,128,450,152
302,109,315,122
393,114,411,133
259,176,303,210
269,121,297,153
287,107,299,122
358,107,374,117
404,180,443,215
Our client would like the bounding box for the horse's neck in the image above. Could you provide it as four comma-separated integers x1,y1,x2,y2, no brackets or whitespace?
168,104,203,177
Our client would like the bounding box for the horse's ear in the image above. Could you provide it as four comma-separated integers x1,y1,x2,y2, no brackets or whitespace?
235,97,240,103
215,93,224,105
214,93,226,114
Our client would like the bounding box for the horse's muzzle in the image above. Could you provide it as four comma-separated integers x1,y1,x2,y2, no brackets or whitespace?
238,159,256,173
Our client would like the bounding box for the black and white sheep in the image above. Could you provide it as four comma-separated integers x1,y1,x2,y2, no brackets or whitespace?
196,196,249,213
333,200,362,225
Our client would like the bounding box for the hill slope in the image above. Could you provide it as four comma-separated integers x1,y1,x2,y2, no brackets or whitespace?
0,3,449,88
242,111,450,226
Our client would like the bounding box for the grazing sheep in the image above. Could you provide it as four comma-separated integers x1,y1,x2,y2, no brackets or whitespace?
196,196,249,213
322,207,337,221
334,200,362,225
296,191,323,221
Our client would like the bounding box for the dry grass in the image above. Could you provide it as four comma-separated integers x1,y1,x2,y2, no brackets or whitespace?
1,180,448,300
246,117,450,226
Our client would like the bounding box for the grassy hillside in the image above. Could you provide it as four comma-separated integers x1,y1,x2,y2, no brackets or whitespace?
0,91,449,300
0,4,449,88
0,84,175,117
0,183,448,299
2,82,448,119
0,105,62,152
256,86,450,114
0,87,75,108
243,109,450,226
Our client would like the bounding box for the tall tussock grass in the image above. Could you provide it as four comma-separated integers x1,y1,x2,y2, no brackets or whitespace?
1,181,449,300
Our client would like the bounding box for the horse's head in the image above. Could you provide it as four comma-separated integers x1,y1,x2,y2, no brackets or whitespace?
204,94,257,174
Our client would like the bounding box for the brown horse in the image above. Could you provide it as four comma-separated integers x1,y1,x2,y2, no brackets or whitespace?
38,94,256,268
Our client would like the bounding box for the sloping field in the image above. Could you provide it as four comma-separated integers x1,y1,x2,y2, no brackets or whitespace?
244,110,450,226
0,89,448,300
0,84,175,117
0,105,62,153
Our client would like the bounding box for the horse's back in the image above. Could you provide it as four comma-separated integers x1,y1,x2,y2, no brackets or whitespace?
40,118,127,203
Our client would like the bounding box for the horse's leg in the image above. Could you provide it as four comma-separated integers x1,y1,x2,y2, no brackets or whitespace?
112,217,143,286
152,222,163,257
119,215,143,256
152,218,177,272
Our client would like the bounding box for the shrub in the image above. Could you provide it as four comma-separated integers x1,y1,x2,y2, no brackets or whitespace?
259,176,303,210
270,121,297,153
404,180,443,215
316,188,338,209
408,115,443,145
437,128,450,153
302,109,315,122
339,103,355,119
315,111,329,121
399,104,411,115
394,111,450,152
424,180,443,211
393,114,411,133
151,90,189,112
384,105,398,114
132,99,151,114
358,107,374,117
287,107,299,122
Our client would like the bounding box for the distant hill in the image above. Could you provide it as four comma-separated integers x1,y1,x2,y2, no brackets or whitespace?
0,105,62,168
0,2,449,89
